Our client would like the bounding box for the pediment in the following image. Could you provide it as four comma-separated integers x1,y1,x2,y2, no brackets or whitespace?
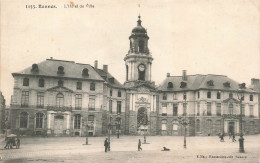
223,97,239,103
47,86,73,93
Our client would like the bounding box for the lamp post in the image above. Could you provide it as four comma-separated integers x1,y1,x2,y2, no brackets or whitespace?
85,121,94,145
237,83,246,153
178,92,190,149
116,113,121,139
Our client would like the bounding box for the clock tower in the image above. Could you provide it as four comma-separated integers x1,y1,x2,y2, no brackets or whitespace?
124,15,154,87
124,15,158,136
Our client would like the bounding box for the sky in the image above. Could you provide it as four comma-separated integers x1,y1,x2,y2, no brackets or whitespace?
1,0,259,106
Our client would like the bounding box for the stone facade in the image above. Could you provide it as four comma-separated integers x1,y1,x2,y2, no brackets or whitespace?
7,16,260,137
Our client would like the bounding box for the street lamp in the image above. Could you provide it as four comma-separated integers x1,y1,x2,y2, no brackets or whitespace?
85,121,94,145
237,83,246,153
178,92,191,149
116,113,121,139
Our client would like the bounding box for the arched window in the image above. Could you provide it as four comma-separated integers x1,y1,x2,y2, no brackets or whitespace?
126,65,129,81
250,94,253,101
207,91,211,98
57,66,64,74
206,119,213,134
58,80,63,87
23,78,29,86
228,103,233,114
138,40,144,53
74,114,81,129
56,93,64,108
82,68,89,76
167,82,173,88
36,113,44,128
118,90,121,97
217,91,221,99
38,78,45,87
90,82,95,91
172,120,178,131
20,112,28,128
196,119,200,132
161,119,167,131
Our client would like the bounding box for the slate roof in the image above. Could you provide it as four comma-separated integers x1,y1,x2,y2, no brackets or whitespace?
12,59,104,81
158,74,255,93
95,68,124,89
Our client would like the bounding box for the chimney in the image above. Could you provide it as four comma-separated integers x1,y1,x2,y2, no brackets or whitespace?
94,60,98,69
251,78,260,85
182,70,187,81
103,65,108,73
167,73,170,77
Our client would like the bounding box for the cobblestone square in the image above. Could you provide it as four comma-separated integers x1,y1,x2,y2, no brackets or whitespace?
0,135,259,163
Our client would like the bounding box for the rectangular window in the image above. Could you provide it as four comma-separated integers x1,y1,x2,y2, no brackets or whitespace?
163,93,167,100
162,103,167,116
88,95,95,110
76,82,82,90
109,100,112,113
88,115,94,130
249,105,254,117
75,94,82,110
197,103,200,116
241,104,245,115
183,103,187,116
21,91,29,107
173,104,178,116
173,93,177,100
216,103,221,116
37,93,44,108
117,101,121,114
207,102,212,116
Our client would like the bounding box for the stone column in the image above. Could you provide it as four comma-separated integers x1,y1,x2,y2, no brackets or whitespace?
133,94,136,111
66,113,70,135
47,112,51,134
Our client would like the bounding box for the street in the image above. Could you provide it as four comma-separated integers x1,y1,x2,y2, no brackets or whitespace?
0,135,259,163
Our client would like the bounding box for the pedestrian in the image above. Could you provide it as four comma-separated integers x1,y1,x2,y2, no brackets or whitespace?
232,134,236,142
138,139,142,151
219,133,224,142
104,138,109,152
16,138,20,149
4,137,11,149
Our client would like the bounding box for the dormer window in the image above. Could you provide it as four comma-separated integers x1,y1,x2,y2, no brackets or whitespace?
223,82,230,88
57,66,64,74
82,68,89,77
167,82,173,88
31,64,39,73
23,78,29,86
180,81,187,88
207,80,214,86
58,80,63,87
109,77,115,84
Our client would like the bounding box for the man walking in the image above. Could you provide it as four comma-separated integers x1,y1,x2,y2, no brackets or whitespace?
104,138,109,152
138,139,142,151
232,134,236,142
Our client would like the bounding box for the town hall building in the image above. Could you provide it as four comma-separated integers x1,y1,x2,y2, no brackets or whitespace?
7,16,260,137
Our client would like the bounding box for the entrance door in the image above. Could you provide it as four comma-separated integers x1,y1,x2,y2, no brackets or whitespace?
228,122,235,134
54,115,64,135
137,107,148,134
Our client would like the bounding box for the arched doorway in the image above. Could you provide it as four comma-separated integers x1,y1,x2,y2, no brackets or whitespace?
137,107,148,134
228,121,235,135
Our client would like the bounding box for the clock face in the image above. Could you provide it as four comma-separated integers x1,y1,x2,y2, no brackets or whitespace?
138,64,145,72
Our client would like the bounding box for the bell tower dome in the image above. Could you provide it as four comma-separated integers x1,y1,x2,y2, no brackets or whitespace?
124,15,154,87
